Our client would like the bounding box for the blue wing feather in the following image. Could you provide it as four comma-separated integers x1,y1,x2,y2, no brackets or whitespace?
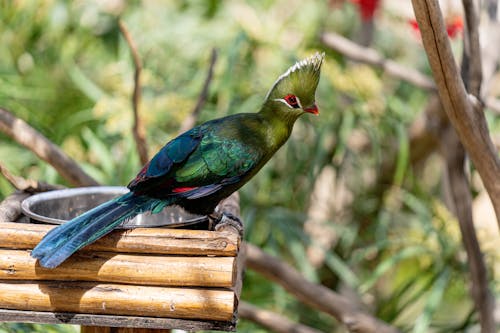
147,130,202,176
128,128,203,192
129,117,261,200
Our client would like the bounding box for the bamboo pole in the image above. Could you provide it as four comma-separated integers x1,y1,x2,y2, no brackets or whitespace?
0,281,234,321
0,249,235,288
0,222,239,256
0,308,235,331
82,327,176,333
81,327,169,333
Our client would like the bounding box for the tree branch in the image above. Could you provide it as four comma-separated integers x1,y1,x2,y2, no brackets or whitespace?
0,162,64,193
178,48,218,134
411,2,497,331
448,2,496,331
0,108,99,187
244,243,400,333
411,0,500,227
461,0,482,97
0,191,30,222
239,301,324,333
320,32,435,90
119,19,149,166
440,127,496,333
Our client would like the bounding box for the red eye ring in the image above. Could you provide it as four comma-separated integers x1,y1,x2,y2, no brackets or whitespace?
284,94,300,108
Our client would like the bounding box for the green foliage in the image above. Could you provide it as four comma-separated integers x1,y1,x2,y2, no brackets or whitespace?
0,1,498,333
0,323,77,333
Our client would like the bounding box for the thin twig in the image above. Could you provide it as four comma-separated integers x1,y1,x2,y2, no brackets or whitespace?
239,301,324,333
119,19,149,166
178,48,218,134
440,128,496,333
461,0,482,97
0,162,64,193
453,2,496,331
411,0,500,226
244,243,400,333
0,108,99,187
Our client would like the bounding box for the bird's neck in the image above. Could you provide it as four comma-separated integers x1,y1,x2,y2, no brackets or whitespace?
258,102,301,130
257,103,300,150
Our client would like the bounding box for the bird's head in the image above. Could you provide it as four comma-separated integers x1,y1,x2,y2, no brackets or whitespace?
264,52,324,118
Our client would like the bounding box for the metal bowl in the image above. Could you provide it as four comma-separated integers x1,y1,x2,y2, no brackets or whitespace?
21,186,208,229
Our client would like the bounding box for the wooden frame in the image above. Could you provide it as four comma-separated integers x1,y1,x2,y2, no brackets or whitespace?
0,309,236,331
0,192,244,331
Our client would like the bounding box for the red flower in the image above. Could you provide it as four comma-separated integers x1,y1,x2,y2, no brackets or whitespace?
350,0,381,21
408,16,463,39
446,16,463,38
409,19,420,35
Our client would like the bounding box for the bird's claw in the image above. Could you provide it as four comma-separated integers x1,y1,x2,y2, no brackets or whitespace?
210,212,244,236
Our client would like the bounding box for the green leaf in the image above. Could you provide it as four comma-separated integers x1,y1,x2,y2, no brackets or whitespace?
81,127,115,181
324,251,360,288
68,64,107,102
289,240,318,283
393,123,409,186
413,268,451,333
360,246,429,293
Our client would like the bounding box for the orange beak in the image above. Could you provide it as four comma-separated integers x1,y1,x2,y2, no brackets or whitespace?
304,103,319,116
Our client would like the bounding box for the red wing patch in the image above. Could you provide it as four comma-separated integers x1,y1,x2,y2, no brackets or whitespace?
128,162,150,188
172,186,199,193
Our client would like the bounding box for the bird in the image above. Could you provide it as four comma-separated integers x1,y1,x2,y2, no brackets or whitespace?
31,52,325,268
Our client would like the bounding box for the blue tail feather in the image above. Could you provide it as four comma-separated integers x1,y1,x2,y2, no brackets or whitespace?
31,199,118,258
31,192,167,268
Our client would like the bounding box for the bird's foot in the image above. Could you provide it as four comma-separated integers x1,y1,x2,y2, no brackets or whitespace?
209,212,244,236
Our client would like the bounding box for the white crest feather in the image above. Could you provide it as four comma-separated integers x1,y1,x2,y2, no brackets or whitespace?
265,52,325,100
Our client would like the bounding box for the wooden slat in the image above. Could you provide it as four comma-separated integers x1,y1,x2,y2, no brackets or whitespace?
0,281,235,321
0,308,235,331
81,326,170,333
0,249,235,288
0,222,239,256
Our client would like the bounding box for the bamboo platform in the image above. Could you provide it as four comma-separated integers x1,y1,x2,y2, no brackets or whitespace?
0,191,244,331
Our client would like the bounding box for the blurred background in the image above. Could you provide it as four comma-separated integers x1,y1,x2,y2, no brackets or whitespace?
0,0,499,332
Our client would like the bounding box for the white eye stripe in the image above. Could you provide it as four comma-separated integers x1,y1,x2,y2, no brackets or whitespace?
295,96,303,108
274,98,292,108
273,96,302,109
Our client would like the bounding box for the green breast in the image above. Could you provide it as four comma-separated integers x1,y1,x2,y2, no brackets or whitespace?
216,112,293,166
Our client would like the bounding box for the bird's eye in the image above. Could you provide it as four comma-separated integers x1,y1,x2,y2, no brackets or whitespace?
284,94,300,109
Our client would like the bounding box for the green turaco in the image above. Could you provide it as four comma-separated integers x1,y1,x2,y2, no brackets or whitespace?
31,52,325,268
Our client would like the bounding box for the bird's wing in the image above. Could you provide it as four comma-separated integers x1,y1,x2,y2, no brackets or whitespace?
128,123,259,199
127,127,203,193
170,129,259,199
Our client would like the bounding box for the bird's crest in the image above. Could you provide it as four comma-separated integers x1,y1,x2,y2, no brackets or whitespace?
265,52,325,101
